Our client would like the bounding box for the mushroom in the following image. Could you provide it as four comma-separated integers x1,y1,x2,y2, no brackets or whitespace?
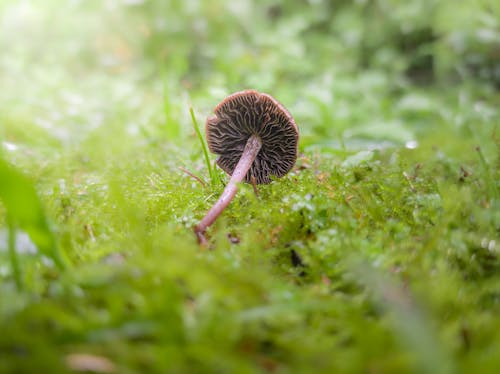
194,90,299,244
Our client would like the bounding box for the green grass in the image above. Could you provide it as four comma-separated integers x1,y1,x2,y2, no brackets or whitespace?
1,1,499,373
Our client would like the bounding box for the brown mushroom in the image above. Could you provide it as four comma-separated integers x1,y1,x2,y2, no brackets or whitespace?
194,90,299,245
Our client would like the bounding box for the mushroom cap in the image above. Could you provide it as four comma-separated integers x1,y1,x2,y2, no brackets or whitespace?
205,90,299,184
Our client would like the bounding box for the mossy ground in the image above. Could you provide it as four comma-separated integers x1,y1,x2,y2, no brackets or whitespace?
1,1,499,373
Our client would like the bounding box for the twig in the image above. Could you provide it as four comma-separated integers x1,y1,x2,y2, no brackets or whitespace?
179,166,207,187
251,175,259,197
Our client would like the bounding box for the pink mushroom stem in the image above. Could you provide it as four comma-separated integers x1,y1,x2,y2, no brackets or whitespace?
194,135,262,245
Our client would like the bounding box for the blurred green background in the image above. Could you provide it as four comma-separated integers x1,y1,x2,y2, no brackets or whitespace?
1,1,499,373
1,0,499,151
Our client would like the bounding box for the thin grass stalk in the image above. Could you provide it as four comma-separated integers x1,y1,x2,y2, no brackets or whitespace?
7,217,22,290
190,106,214,184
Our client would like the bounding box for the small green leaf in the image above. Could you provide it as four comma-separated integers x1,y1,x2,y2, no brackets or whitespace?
0,156,68,270
342,150,374,168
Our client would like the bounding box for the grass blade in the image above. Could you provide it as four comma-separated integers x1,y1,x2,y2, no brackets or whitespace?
7,217,22,290
352,259,455,374
476,146,498,203
190,106,214,184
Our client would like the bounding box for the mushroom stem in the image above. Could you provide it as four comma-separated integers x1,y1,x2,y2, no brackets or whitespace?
194,135,262,244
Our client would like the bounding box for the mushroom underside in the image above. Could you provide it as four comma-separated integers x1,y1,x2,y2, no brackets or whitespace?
207,116,297,184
